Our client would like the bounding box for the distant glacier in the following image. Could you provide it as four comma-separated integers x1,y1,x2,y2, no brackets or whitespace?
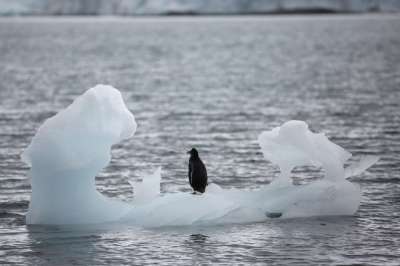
1,0,400,16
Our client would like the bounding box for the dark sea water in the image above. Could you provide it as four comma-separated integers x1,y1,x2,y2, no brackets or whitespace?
0,15,399,265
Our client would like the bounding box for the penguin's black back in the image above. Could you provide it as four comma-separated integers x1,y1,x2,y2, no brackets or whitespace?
188,149,208,193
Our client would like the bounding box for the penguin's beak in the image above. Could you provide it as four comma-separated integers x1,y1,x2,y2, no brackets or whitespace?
186,150,191,154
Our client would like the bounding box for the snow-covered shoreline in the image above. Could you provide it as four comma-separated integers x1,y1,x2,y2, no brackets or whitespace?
1,0,400,16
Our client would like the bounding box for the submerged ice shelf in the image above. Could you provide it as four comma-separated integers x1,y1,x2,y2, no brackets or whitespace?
22,85,378,226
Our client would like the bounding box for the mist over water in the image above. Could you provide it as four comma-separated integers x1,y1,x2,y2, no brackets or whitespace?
0,15,399,265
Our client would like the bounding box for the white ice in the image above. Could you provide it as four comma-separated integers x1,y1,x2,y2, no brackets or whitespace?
22,85,136,224
129,167,162,204
22,85,378,226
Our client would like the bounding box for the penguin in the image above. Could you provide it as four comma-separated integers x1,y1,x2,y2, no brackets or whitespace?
187,148,208,194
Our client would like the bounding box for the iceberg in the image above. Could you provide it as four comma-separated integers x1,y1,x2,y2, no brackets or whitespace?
22,85,378,226
22,85,136,224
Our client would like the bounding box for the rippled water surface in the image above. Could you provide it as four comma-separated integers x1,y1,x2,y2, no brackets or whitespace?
0,15,399,265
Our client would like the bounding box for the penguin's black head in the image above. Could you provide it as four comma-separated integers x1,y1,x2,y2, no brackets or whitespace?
187,148,199,157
